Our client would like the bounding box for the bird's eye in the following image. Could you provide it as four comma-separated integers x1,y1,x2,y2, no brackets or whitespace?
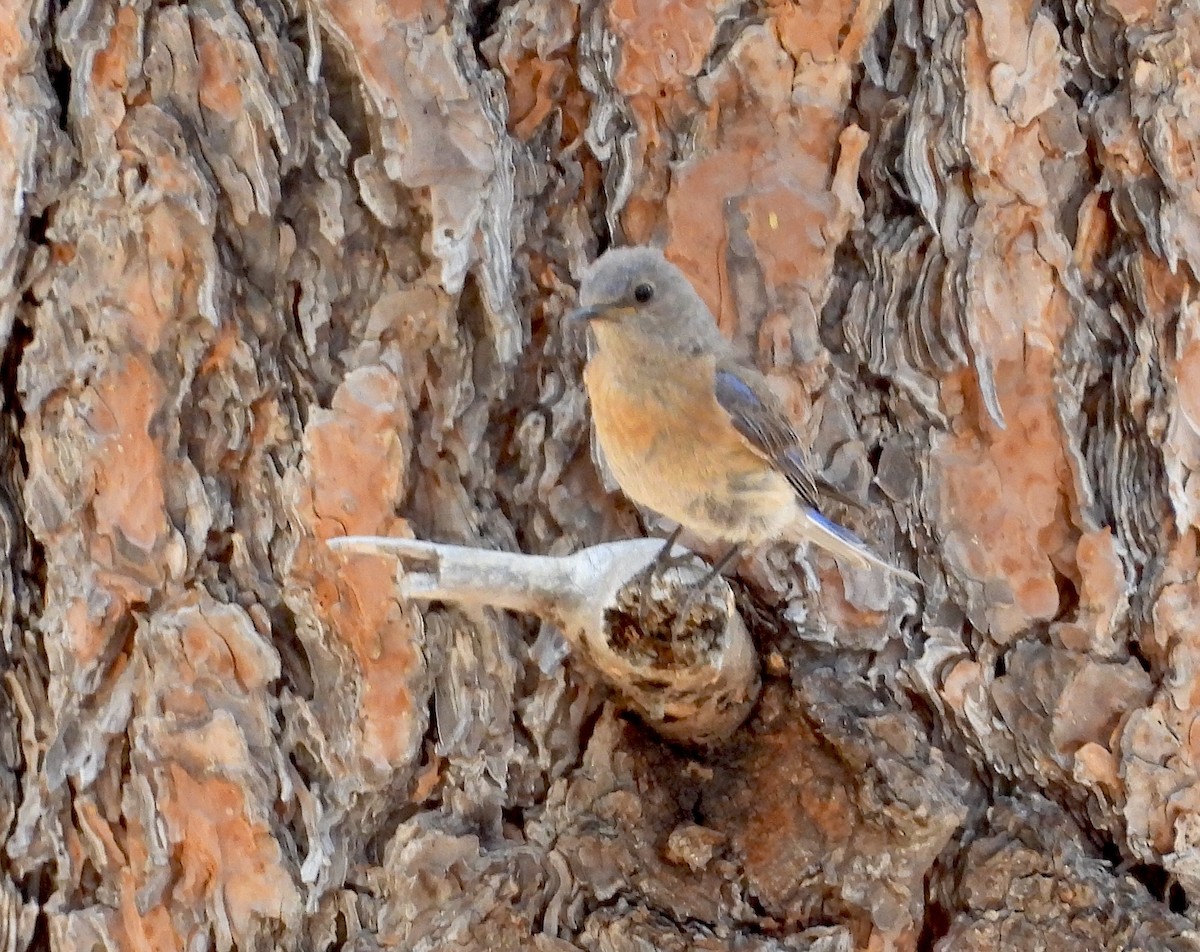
633,282,654,303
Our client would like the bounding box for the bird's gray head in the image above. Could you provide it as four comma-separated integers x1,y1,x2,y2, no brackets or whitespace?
570,247,721,351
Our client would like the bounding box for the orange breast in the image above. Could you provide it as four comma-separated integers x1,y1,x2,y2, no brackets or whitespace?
583,345,790,540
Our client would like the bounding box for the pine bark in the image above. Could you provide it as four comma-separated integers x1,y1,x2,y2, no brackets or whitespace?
1,0,1199,950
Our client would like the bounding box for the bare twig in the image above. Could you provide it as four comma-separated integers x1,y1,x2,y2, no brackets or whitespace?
328,536,760,743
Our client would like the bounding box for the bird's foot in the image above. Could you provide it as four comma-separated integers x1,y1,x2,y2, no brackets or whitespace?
668,545,740,639
636,528,684,629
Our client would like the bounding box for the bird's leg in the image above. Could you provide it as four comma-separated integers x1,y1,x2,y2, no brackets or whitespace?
670,544,741,637
637,526,683,629
696,545,740,589
649,526,683,574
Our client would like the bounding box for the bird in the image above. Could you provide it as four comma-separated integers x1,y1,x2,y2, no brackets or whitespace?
568,245,918,587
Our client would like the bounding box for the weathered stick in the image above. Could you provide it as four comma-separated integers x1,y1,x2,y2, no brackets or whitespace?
328,536,760,743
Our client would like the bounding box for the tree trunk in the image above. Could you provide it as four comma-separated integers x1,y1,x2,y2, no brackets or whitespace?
2,0,1198,949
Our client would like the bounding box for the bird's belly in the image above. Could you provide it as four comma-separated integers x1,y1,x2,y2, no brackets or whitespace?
585,360,796,544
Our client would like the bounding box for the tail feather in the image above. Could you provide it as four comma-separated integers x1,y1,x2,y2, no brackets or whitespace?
794,509,921,585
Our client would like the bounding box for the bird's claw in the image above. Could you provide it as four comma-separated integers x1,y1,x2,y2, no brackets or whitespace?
635,528,685,629
668,576,722,640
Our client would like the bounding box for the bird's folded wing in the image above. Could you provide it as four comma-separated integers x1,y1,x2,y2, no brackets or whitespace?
713,364,919,583
712,364,866,510
712,364,824,509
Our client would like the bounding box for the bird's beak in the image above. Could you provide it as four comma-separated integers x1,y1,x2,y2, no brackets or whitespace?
566,305,603,324
567,303,634,324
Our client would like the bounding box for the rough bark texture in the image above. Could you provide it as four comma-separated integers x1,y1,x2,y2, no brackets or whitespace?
2,0,1200,949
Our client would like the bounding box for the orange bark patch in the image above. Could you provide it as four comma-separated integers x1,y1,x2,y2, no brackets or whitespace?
0,16,22,76
118,869,185,952
194,19,247,119
76,797,128,870
199,321,243,376
291,365,422,768
935,357,1073,641
1072,528,1128,650
87,355,170,560
1074,741,1122,799
509,56,572,139
771,0,846,63
1105,0,1159,24
1139,250,1192,327
1149,577,1200,703
71,2,135,144
65,593,118,667
323,0,443,36
176,604,279,692
730,714,856,891
942,659,984,718
657,22,866,347
608,0,722,97
816,564,891,634
665,139,836,335
305,370,411,537
160,767,300,940
490,4,586,143
1050,658,1152,758
91,5,139,94
320,0,450,103
1073,189,1111,277
933,203,1079,641
97,601,294,947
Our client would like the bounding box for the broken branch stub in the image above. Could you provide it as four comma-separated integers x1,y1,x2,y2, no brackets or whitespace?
327,536,761,743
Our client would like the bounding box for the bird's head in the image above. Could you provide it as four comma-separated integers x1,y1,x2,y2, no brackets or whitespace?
568,247,721,351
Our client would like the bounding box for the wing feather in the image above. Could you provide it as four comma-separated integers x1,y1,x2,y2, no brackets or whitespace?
712,361,916,583
712,365,825,510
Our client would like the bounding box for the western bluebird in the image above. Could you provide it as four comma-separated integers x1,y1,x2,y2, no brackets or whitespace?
570,246,918,585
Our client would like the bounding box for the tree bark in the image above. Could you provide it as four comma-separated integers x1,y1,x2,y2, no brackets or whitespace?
1,0,1199,949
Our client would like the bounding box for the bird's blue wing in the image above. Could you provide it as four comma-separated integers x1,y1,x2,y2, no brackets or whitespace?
712,366,823,509
714,365,917,582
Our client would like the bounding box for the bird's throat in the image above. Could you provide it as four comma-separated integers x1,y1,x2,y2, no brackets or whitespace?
588,321,677,368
